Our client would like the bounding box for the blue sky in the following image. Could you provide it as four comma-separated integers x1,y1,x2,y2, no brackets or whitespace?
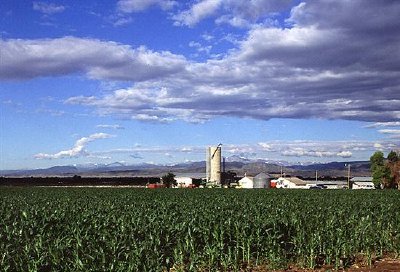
1,0,400,170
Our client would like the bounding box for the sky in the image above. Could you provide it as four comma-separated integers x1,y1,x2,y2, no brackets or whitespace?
1,0,400,170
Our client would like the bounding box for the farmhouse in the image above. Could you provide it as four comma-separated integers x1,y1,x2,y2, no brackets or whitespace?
351,177,375,189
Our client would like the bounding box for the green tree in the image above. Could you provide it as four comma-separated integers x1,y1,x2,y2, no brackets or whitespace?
387,150,399,163
370,151,391,188
162,172,177,188
386,150,399,188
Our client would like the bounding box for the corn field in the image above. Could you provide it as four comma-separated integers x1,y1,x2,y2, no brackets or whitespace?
1,188,399,271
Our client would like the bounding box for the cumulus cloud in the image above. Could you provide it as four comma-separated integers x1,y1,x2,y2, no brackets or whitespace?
0,37,186,81
173,0,292,27
65,1,400,124
336,151,353,158
117,0,176,13
34,133,114,159
33,2,66,14
2,1,400,125
173,0,223,27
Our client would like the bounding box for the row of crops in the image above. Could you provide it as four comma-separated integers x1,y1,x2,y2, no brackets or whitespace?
1,188,399,271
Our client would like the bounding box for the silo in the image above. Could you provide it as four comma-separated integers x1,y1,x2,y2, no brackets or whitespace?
208,146,221,184
254,173,272,188
206,147,211,182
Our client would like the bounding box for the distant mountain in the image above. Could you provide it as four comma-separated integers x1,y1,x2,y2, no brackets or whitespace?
0,159,371,178
290,161,369,171
0,166,79,176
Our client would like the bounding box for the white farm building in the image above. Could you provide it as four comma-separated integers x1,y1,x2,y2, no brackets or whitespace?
238,176,254,188
275,177,309,189
351,177,375,189
175,177,193,188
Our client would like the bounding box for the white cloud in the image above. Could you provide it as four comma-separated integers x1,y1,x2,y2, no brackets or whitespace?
34,133,114,159
113,16,133,27
282,148,335,158
173,0,292,27
3,1,400,125
378,129,400,138
189,41,212,54
96,124,125,129
378,129,400,135
336,151,352,158
374,143,384,151
173,0,222,27
33,2,66,14
258,142,273,151
117,0,176,13
0,37,186,81
365,122,400,128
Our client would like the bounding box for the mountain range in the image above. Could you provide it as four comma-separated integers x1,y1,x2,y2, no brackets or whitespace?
0,158,371,178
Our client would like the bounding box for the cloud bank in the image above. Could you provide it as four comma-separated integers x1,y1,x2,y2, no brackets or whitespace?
2,1,400,125
0,37,186,81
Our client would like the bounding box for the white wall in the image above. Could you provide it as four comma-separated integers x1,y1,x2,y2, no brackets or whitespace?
238,176,253,188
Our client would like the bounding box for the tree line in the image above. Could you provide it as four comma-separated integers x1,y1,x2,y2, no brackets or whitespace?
370,150,399,189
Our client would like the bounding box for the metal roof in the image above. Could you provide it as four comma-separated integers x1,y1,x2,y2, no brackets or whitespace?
350,176,373,182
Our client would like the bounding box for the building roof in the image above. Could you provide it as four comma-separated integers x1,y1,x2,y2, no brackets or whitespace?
254,172,272,179
284,177,308,185
351,176,373,182
239,176,254,181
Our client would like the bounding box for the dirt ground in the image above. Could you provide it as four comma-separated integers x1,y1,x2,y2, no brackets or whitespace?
247,257,400,272
344,258,400,272
277,258,400,272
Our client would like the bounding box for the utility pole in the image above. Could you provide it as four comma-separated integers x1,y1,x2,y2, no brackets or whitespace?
347,164,351,189
315,170,318,182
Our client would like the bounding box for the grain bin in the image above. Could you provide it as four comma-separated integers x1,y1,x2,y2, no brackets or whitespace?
206,145,221,185
253,173,272,188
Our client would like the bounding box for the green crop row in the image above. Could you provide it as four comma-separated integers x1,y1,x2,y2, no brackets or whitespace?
0,188,399,271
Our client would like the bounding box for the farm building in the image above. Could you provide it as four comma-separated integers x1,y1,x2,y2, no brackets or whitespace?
237,173,272,188
238,176,254,188
254,173,272,188
276,177,309,189
175,177,194,188
351,177,375,189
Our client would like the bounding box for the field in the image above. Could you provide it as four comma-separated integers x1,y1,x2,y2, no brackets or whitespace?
1,188,399,271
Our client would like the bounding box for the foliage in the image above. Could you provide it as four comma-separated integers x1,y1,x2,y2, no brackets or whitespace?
161,172,177,188
387,150,400,189
370,151,391,187
387,150,399,163
1,188,400,271
370,151,385,168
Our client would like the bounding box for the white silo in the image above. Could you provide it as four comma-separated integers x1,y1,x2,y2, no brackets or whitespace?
206,144,222,185
206,147,211,182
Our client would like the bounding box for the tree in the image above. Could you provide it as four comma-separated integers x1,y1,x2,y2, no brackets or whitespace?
387,150,399,163
161,172,177,188
370,151,385,170
387,150,400,189
370,151,391,188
